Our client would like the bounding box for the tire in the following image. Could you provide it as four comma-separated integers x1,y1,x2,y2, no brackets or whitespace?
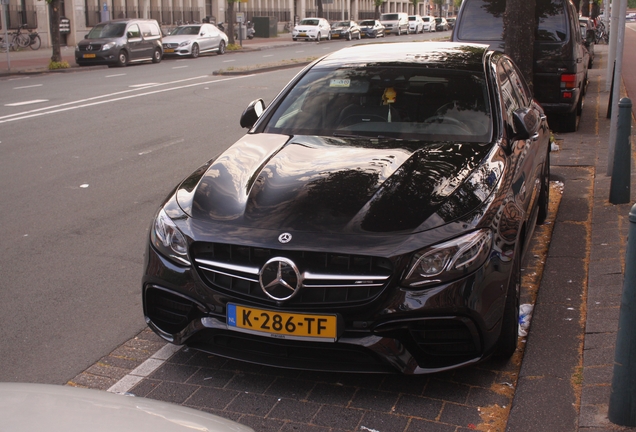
293,37,297,41
537,149,550,225
116,50,128,67
152,47,162,63
29,34,41,50
17,33,30,48
347,32,352,41
495,251,520,358
190,43,199,58
217,40,226,55
327,33,331,40
317,32,321,41
397,27,401,36
357,31,361,40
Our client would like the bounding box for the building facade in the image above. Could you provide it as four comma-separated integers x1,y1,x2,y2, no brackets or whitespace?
0,0,456,48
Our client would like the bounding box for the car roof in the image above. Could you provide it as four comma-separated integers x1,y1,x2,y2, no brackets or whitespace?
316,42,489,72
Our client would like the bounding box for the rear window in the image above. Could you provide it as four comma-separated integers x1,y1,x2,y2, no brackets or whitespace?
457,0,568,42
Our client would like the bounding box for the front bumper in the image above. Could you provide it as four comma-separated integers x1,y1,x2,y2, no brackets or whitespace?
142,238,511,374
75,49,119,65
162,45,192,56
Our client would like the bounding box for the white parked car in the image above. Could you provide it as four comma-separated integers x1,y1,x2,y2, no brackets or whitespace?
162,23,227,58
408,15,424,33
421,16,436,32
292,18,331,41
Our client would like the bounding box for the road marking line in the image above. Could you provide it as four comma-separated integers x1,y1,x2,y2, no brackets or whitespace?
263,54,274,57
138,138,184,155
172,66,189,69
223,59,235,62
0,75,254,123
13,84,43,90
5,99,49,107
0,75,216,123
107,344,182,394
129,83,160,88
106,73,126,78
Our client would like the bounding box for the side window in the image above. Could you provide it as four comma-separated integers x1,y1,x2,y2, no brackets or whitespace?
140,23,152,38
149,22,160,36
497,61,518,122
127,24,141,38
503,59,531,107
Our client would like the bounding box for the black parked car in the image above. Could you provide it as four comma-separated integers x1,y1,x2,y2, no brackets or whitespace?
330,20,361,40
143,42,551,374
76,19,163,67
451,0,589,132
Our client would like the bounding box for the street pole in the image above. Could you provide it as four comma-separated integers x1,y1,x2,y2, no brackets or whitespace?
608,204,636,426
607,0,628,176
2,0,10,71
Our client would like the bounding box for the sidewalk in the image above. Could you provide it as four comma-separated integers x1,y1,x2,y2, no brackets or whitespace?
0,33,296,76
507,43,636,431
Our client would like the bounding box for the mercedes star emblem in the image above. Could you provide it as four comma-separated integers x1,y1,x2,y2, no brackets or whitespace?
278,232,292,244
259,257,301,301
86,44,93,51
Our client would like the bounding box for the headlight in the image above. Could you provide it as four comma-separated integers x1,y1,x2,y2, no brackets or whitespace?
102,42,116,51
151,209,191,266
178,40,192,47
402,229,492,288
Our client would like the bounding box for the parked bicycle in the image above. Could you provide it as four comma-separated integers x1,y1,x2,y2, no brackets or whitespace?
595,21,609,44
14,24,41,50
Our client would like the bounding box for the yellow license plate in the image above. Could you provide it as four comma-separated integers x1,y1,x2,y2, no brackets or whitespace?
299,33,307,37
332,34,339,38
227,303,338,341
83,53,96,58
164,48,174,53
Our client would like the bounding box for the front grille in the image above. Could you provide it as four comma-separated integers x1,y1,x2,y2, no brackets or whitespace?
163,43,178,49
80,44,102,51
191,242,393,307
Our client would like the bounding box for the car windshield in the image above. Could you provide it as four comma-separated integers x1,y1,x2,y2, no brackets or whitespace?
170,26,201,35
381,14,399,20
299,19,320,26
87,23,127,38
263,66,492,143
360,21,375,26
334,21,349,27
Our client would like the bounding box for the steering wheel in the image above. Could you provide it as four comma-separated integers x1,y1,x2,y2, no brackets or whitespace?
423,115,471,133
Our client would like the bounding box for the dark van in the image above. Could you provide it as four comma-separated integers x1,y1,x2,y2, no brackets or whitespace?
76,19,163,67
451,0,588,132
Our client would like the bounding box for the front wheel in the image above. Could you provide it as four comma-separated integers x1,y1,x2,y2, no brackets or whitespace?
151,47,162,63
495,251,520,358
116,50,128,67
29,34,41,50
537,149,550,225
190,43,199,58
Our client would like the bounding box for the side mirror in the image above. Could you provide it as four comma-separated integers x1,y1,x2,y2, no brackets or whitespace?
512,107,540,140
240,99,266,129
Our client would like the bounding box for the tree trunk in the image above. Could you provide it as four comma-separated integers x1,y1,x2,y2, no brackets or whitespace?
317,0,324,18
504,0,535,90
48,0,62,63
227,0,235,44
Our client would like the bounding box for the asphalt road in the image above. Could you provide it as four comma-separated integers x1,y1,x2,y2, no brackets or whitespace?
0,30,448,384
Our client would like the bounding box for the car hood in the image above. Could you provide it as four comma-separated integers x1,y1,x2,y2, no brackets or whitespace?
163,34,197,43
176,134,498,235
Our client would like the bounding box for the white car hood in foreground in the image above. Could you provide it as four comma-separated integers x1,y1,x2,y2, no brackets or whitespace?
0,383,254,432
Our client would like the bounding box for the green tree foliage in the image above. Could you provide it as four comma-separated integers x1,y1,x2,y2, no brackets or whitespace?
374,0,384,19
432,0,443,16
411,0,420,14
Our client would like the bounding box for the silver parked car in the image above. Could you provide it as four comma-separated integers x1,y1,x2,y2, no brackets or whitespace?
162,23,227,58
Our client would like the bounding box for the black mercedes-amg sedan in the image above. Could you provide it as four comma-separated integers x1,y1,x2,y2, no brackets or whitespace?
142,42,550,374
